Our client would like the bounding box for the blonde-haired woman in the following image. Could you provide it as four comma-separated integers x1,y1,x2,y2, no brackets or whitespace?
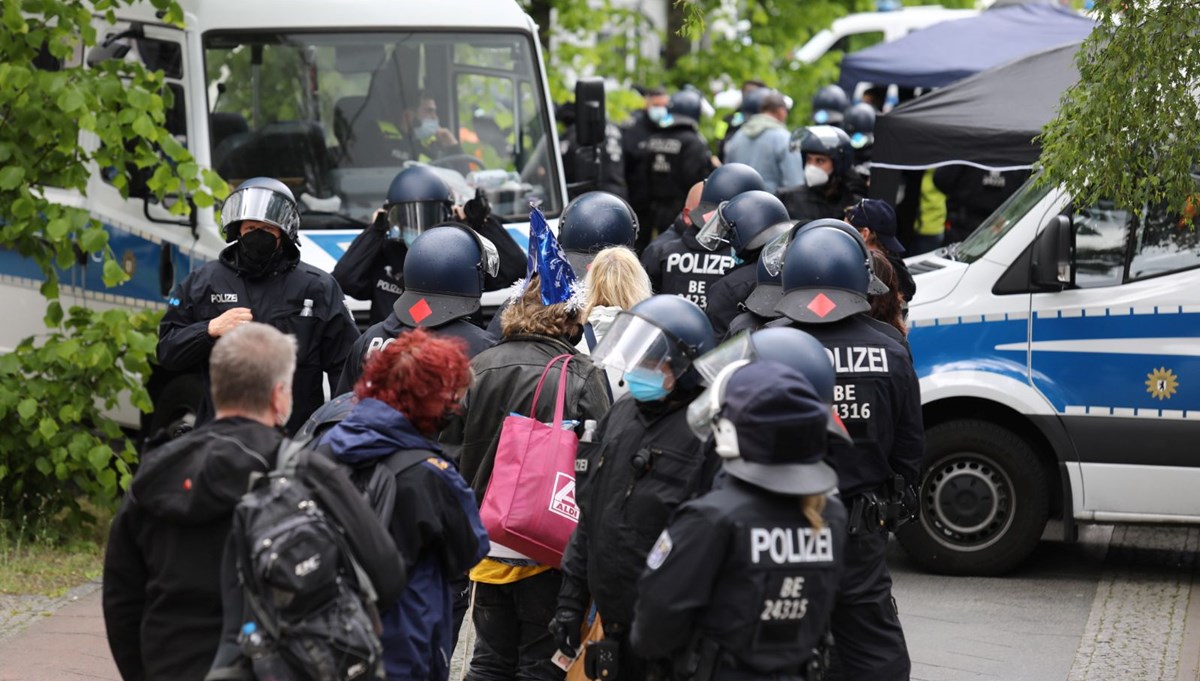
577,246,652,397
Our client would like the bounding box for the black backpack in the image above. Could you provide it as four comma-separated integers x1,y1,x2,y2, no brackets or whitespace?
231,439,387,681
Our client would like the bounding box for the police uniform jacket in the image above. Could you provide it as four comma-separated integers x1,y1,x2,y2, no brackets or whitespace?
639,213,686,291
336,312,497,395
777,182,859,225
157,245,360,434
640,227,736,310
332,222,408,326
640,117,713,236
631,477,847,677
726,309,774,339
706,262,758,340
440,334,612,501
559,392,718,628
777,315,923,496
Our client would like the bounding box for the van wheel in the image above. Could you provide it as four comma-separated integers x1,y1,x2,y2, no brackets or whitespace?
896,419,1048,576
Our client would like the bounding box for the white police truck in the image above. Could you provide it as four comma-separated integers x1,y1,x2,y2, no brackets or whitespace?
898,176,1200,575
6,0,570,434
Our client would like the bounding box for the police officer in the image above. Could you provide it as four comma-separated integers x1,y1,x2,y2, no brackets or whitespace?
559,101,628,198
630,360,847,681
550,295,717,680
842,102,876,186
725,257,783,337
695,189,794,339
811,84,850,127
157,178,360,434
337,225,498,394
770,226,923,681
642,162,766,266
623,86,670,237
777,125,864,224
637,89,714,252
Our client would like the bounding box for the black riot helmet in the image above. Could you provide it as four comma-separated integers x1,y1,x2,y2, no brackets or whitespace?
761,218,889,296
743,254,784,319
392,225,500,328
385,166,454,245
696,190,792,258
695,163,767,224
775,226,871,324
221,177,301,247
790,125,855,181
811,84,850,126
668,89,704,123
592,294,716,394
842,102,876,150
557,191,638,272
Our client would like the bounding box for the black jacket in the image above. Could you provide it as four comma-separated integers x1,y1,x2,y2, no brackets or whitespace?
332,222,408,326
631,478,847,677
559,394,717,628
777,181,860,225
776,315,924,495
440,334,612,502
337,313,497,395
157,245,360,434
639,118,713,239
640,226,737,310
103,418,283,681
705,262,758,340
726,309,774,339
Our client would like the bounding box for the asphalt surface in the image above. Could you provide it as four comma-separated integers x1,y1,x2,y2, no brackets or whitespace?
2,524,1199,680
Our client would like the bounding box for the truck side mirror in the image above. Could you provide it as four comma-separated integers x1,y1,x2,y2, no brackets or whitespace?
574,78,606,147
1032,214,1074,289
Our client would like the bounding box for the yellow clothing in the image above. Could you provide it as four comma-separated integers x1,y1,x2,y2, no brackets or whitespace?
469,557,553,585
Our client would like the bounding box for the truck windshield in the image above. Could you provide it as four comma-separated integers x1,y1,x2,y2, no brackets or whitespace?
203,31,560,226
953,174,1053,264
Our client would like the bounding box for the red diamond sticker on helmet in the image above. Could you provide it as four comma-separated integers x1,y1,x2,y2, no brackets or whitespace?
807,293,837,318
408,298,433,324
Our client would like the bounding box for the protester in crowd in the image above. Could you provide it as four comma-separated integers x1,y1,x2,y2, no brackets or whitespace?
868,250,907,338
845,198,916,303
724,91,803,193
717,79,768,162
323,330,490,681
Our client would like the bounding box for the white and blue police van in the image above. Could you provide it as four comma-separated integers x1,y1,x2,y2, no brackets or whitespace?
4,0,568,433
897,175,1200,575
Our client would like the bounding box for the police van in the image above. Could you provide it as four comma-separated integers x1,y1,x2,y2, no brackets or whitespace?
7,0,569,433
898,176,1200,575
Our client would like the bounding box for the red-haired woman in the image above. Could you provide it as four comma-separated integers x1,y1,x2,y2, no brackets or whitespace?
321,329,490,681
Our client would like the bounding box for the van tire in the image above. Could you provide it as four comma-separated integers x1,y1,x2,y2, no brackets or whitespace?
896,419,1048,576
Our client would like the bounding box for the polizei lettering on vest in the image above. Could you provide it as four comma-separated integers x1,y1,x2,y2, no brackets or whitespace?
825,346,889,374
665,252,737,276
750,527,835,564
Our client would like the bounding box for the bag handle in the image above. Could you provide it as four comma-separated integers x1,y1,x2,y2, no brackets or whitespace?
529,353,573,428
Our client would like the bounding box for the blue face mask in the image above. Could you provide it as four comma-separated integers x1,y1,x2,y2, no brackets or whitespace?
625,368,670,402
647,106,668,124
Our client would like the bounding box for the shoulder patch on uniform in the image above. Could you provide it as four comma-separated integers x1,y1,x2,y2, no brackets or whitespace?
646,529,673,570
425,456,451,471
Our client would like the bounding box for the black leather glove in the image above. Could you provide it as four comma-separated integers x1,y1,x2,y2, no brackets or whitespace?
372,208,390,233
548,608,583,657
463,188,491,230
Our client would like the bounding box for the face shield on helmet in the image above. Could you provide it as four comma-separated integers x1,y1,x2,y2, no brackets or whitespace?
221,185,300,240
694,201,732,251
761,228,889,295
686,359,750,442
474,232,501,278
591,312,695,380
387,201,451,244
693,332,754,385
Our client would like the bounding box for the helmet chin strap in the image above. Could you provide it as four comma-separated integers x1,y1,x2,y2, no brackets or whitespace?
714,417,740,459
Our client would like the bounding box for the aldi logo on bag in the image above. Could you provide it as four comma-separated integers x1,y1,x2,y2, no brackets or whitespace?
549,472,579,522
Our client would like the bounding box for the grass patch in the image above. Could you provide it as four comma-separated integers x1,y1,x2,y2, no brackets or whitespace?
0,502,112,597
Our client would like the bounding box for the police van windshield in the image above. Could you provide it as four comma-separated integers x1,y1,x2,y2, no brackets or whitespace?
204,31,560,226
952,173,1053,264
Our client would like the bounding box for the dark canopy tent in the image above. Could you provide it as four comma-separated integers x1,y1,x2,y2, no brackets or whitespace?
838,3,1092,93
872,41,1082,171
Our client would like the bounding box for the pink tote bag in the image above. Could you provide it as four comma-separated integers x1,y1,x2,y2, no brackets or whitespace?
479,354,581,567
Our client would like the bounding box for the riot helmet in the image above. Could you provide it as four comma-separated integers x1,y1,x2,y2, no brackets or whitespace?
691,327,849,440
695,163,766,218
761,218,889,295
221,177,301,246
775,226,871,324
393,225,499,328
385,166,454,246
687,361,839,495
591,295,715,401
811,85,850,126
743,255,784,319
557,191,639,273
695,190,792,257
791,125,855,186
842,103,876,151
668,89,704,123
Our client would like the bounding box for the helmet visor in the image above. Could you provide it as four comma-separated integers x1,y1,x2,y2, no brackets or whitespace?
476,233,501,278
694,201,731,251
221,185,299,235
693,332,754,385
591,312,689,376
686,359,751,439
388,201,450,234
761,230,792,277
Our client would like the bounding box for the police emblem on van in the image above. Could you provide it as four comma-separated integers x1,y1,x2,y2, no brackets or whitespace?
210,293,238,303
1146,367,1179,400
549,472,579,522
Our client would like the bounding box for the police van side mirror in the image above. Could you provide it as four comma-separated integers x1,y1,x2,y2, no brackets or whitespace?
1032,215,1074,290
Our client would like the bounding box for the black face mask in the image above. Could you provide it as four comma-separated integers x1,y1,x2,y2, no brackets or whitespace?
240,229,280,264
